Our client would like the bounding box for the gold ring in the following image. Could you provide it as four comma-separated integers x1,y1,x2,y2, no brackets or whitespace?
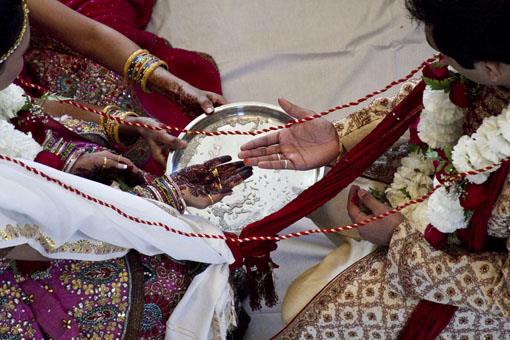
116,154,122,163
102,157,108,170
276,153,282,161
217,180,223,190
207,194,214,205
211,168,220,178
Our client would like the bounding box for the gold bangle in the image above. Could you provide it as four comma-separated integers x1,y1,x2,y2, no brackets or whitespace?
100,105,119,132
125,50,149,81
101,156,108,171
207,194,214,205
123,49,149,80
132,55,159,83
105,118,119,145
111,110,139,146
141,60,168,93
211,168,220,178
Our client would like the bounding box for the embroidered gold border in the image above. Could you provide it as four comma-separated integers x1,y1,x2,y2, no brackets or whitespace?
0,223,127,255
0,0,29,64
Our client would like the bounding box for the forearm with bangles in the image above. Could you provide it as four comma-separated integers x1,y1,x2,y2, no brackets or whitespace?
130,175,186,213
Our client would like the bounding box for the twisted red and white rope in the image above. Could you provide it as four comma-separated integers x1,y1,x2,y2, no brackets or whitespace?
2,154,506,243
17,55,437,137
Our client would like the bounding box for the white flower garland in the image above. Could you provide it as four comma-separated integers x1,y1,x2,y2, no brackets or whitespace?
417,87,465,149
0,84,27,120
388,82,510,234
386,150,434,232
0,84,42,160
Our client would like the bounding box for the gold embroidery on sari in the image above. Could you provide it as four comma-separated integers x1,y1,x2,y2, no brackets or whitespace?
0,224,126,255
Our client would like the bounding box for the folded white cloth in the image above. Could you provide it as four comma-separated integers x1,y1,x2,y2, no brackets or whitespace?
0,157,234,339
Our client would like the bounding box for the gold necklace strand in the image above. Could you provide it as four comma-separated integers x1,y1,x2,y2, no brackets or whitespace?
0,0,29,64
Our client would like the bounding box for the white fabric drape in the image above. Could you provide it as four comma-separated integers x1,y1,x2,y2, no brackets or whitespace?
0,158,234,339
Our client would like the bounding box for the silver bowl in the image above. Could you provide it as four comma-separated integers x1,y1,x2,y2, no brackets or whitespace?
168,102,324,233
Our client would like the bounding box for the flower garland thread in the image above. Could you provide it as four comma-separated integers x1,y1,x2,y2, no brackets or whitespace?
0,153,506,243
16,55,438,137
386,60,510,237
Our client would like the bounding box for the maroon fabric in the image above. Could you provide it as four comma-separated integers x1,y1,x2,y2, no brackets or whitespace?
398,300,458,340
238,81,426,257
457,162,510,252
15,260,51,275
60,0,222,127
13,111,89,145
34,151,65,171
423,224,448,251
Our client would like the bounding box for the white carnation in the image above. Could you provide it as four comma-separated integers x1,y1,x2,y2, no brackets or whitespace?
465,173,491,184
452,136,474,172
422,87,465,124
418,114,464,149
452,136,492,184
427,185,467,233
487,133,510,158
478,116,510,157
0,84,27,120
0,120,42,160
386,152,434,209
464,138,492,170
409,200,430,232
496,110,510,143
386,188,409,208
400,153,435,175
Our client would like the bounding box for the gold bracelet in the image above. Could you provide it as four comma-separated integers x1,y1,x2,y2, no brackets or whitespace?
141,60,168,93
123,49,149,80
100,105,119,132
111,110,139,146
105,117,119,145
132,55,159,84
125,51,150,81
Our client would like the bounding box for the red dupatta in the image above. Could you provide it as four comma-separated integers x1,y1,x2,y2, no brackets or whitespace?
237,81,427,309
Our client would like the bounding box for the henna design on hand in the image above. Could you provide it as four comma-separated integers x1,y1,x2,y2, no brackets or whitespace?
170,155,253,207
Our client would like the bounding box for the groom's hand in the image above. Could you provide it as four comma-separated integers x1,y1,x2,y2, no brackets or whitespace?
238,98,340,170
347,185,404,245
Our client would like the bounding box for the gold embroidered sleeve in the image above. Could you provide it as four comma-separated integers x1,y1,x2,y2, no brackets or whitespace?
387,222,510,318
333,82,417,155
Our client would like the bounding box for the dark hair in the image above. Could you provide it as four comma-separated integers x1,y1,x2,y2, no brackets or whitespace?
406,0,510,69
0,0,24,62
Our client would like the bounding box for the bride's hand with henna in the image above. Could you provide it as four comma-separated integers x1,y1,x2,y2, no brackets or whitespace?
149,67,227,116
170,155,253,209
71,150,145,185
122,116,187,166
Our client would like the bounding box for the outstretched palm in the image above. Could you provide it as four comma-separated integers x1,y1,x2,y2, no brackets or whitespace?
170,155,253,209
238,98,340,170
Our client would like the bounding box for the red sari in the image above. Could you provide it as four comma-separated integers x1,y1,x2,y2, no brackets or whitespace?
24,0,222,128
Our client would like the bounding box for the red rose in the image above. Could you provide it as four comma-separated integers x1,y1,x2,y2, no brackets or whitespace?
449,80,471,108
460,183,489,210
422,63,449,80
424,224,448,250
